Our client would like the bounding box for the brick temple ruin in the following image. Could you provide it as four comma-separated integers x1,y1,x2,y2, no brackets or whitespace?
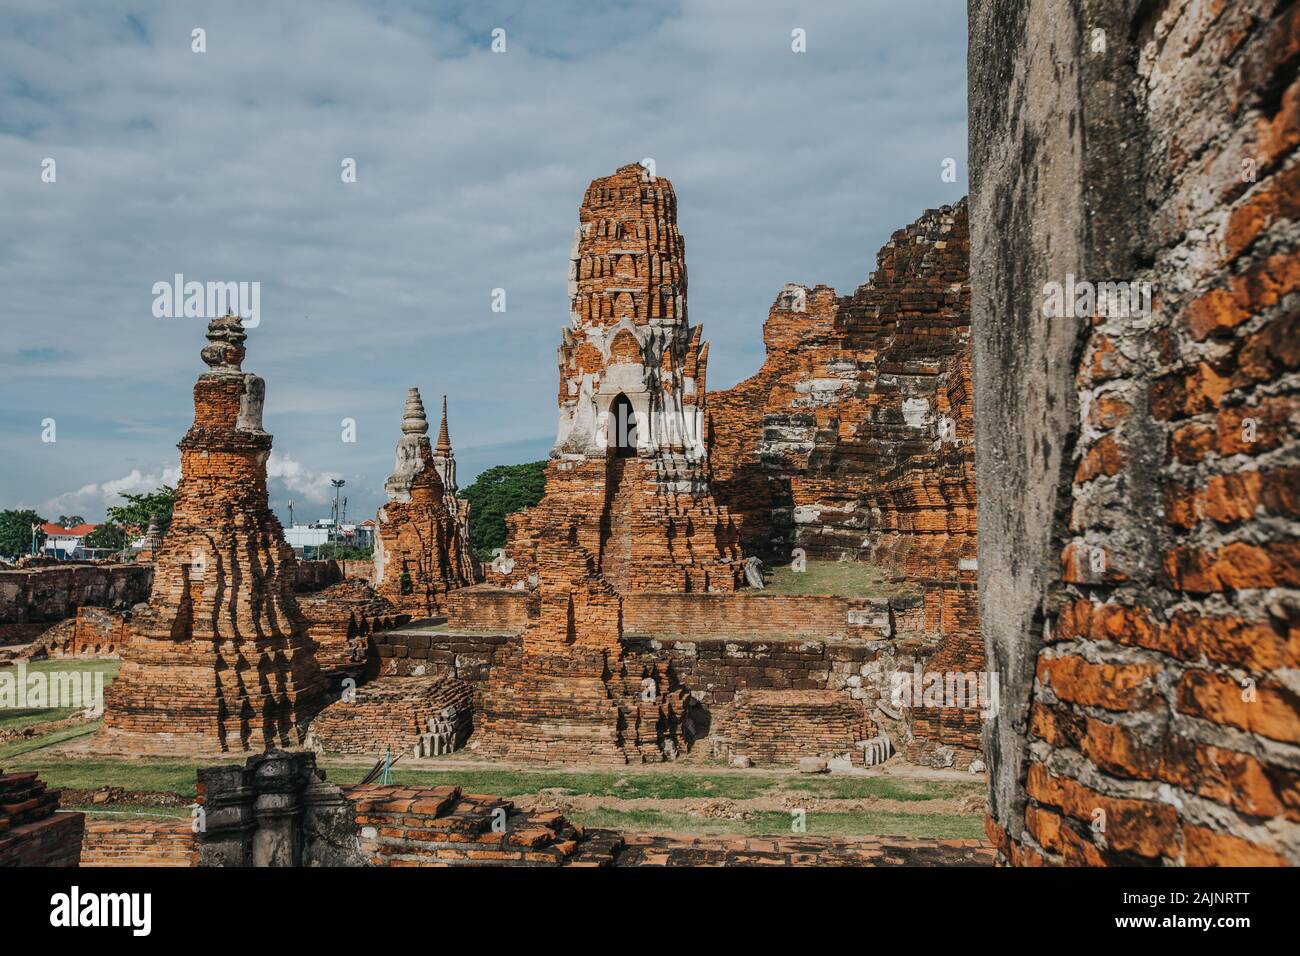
96,315,328,755
11,0,1294,864
373,387,477,616
68,163,989,775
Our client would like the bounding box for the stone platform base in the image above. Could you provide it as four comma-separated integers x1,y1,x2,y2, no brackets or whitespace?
474,645,694,764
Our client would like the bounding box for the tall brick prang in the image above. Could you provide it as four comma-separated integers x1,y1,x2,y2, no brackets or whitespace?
477,164,737,762
490,163,743,594
97,315,327,755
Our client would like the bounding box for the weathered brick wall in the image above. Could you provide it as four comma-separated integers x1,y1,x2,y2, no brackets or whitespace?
707,203,981,764
299,579,405,671
972,0,1299,865
727,689,876,766
709,203,973,567
624,634,879,707
80,819,198,867
0,769,84,867
307,676,472,756
31,606,127,658
621,591,913,641
0,564,153,624
370,629,510,712
445,585,531,632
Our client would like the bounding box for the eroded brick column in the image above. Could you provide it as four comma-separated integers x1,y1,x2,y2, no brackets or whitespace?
97,315,327,755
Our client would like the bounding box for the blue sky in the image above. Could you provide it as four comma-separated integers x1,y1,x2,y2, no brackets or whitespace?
0,0,967,526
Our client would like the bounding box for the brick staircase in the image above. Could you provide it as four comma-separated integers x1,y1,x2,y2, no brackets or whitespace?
599,454,637,591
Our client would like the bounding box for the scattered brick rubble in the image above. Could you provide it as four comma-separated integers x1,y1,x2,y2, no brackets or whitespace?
76,752,992,868
96,315,327,755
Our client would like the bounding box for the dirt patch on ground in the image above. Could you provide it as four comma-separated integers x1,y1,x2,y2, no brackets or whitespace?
60,786,190,809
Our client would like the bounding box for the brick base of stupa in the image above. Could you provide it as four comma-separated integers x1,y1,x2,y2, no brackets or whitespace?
95,628,326,757
475,645,693,765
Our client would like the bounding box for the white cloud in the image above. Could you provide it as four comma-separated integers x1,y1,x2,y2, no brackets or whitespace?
41,464,181,518
266,451,342,505
1,0,968,523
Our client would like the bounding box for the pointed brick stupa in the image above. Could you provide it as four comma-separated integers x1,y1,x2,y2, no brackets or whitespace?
97,315,327,755
373,387,476,617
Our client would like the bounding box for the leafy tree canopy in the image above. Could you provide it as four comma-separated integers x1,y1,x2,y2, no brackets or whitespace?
57,514,86,527
0,510,47,559
85,523,128,553
315,543,373,561
460,461,547,562
106,486,176,537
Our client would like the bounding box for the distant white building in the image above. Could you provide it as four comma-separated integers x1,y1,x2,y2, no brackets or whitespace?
283,519,374,555
41,522,97,559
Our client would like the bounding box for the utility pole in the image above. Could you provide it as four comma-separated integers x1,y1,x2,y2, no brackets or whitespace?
330,479,345,545
288,498,294,528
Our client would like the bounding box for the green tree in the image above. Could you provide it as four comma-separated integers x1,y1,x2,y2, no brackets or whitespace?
57,514,85,527
84,522,128,553
316,543,373,561
106,486,176,537
460,461,548,562
0,509,46,559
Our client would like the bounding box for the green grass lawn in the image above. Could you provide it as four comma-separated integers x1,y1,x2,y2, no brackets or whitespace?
568,807,985,840
0,659,120,731
760,560,919,599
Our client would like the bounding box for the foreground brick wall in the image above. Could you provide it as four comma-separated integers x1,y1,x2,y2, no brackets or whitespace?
0,770,84,867
80,819,197,867
972,0,1299,865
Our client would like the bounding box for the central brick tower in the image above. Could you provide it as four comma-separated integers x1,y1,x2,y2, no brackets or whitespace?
491,162,742,594
477,164,741,762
